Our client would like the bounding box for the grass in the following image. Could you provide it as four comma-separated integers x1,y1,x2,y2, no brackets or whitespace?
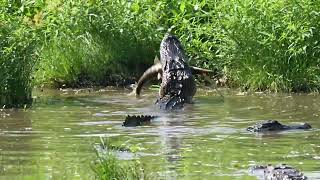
30,0,320,92
32,0,159,88
93,152,147,180
1,0,320,107
220,0,320,92
92,139,148,180
0,2,40,108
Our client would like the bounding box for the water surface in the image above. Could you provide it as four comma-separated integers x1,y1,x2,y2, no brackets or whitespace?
0,88,319,179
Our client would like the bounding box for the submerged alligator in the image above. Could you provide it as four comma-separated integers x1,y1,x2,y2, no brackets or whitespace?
249,164,307,180
123,115,156,127
247,120,311,132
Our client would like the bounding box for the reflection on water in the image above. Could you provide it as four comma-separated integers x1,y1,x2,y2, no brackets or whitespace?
0,88,320,179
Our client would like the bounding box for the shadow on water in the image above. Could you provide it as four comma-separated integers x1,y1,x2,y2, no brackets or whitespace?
0,88,320,179
0,110,34,176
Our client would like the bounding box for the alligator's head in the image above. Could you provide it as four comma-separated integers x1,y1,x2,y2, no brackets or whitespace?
247,120,312,132
159,34,189,73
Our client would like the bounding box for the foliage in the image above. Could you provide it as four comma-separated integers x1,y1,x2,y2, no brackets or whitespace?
0,1,41,108
33,0,159,87
137,0,320,92
2,0,320,103
218,0,320,92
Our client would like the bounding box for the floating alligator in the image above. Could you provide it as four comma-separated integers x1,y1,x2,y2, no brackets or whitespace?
247,120,311,132
123,115,156,127
249,164,307,180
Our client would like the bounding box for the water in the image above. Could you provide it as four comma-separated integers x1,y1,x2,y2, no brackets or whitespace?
0,88,320,179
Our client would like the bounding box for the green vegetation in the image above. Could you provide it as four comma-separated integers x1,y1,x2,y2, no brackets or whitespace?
1,0,320,107
34,1,158,88
93,153,147,180
92,141,148,180
0,1,40,108
221,0,320,92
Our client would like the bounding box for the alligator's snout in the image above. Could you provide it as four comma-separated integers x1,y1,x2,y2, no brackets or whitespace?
161,34,181,48
247,120,312,132
160,34,187,71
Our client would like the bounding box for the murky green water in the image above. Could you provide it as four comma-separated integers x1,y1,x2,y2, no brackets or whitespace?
0,88,319,179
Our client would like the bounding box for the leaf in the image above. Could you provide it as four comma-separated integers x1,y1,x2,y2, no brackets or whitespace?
131,3,140,12
180,2,185,12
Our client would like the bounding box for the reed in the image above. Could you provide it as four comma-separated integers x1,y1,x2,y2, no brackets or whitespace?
0,2,39,108
92,140,148,180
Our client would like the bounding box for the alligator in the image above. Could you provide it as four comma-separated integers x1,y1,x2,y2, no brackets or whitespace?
249,164,307,180
135,33,214,110
247,120,311,132
123,115,156,127
123,34,215,126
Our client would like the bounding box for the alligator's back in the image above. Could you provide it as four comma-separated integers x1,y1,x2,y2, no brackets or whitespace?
249,164,307,180
157,69,195,110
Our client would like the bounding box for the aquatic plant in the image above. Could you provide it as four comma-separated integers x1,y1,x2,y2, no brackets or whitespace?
92,140,148,180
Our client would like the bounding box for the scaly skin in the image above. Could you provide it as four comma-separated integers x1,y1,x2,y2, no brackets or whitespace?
135,34,215,110
156,34,196,110
247,120,311,132
249,164,307,180
123,115,157,127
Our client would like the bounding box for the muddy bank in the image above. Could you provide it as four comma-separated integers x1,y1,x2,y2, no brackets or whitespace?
45,72,226,90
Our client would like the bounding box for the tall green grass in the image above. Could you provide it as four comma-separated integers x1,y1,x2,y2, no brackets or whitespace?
0,2,40,108
218,0,320,92
33,0,159,88
139,0,320,92
33,0,228,88
2,0,320,106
